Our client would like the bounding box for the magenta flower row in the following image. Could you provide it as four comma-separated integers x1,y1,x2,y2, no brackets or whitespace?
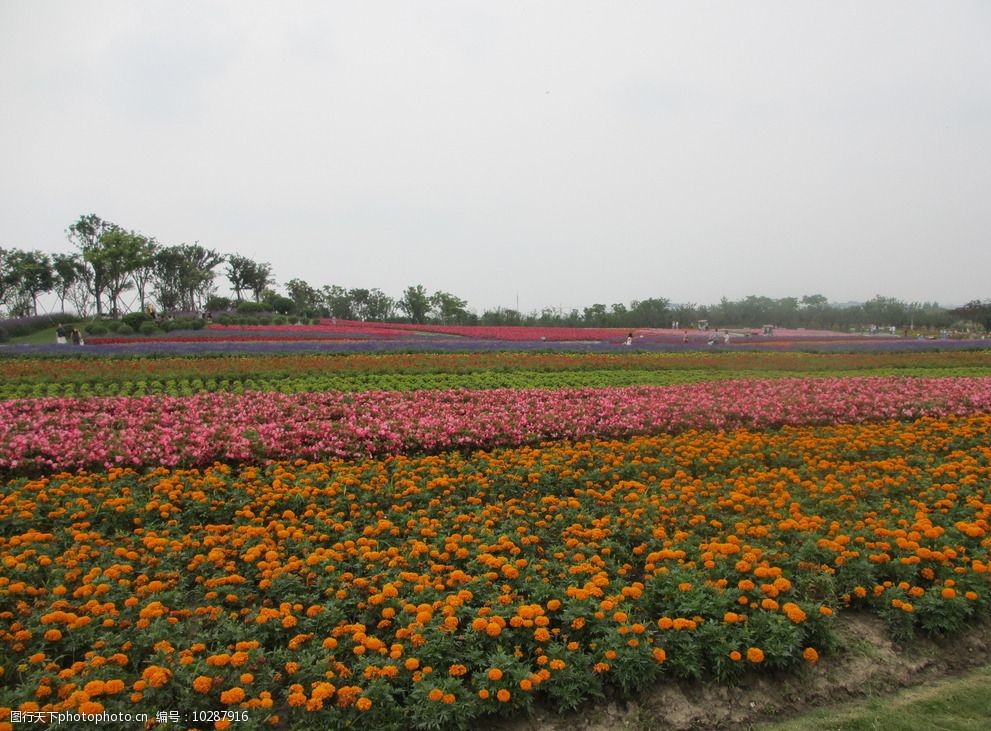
2,377,989,474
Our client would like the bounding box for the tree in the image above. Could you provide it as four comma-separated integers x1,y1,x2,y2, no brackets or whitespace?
628,297,670,328
582,303,608,327
365,288,395,321
67,214,117,317
246,261,274,303
226,254,263,303
52,253,85,315
129,235,158,313
348,288,371,320
0,247,12,313
152,246,188,313
322,285,355,320
285,278,321,315
152,244,223,313
4,249,54,316
398,285,431,324
431,290,469,324
181,244,224,311
951,300,991,332
93,228,145,317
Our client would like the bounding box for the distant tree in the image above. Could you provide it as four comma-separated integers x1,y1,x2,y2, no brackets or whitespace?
52,253,86,315
0,247,12,313
582,303,608,327
129,235,158,313
182,244,224,311
4,249,54,316
66,264,94,318
246,261,274,303
67,214,118,317
152,244,223,313
321,285,355,320
348,288,371,320
481,308,522,326
152,246,188,313
628,297,671,328
398,285,431,324
225,254,266,303
94,228,148,316
431,290,469,324
951,300,991,332
365,288,395,321
862,295,908,328
285,278,321,315
609,303,629,327
266,293,295,315
800,294,829,328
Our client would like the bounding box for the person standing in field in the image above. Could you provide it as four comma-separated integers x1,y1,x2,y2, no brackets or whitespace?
71,328,82,345
56,324,67,344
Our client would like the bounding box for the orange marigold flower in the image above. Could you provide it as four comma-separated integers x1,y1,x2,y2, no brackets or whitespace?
220,687,245,705
487,668,503,681
746,647,764,663
141,665,171,688
193,676,213,694
803,647,819,663
448,664,467,677
104,679,125,695
497,689,511,702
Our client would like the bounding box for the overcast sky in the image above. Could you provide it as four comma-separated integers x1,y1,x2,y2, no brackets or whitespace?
2,1,989,313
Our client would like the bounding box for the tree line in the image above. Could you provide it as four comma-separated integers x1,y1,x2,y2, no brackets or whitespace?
1,213,987,332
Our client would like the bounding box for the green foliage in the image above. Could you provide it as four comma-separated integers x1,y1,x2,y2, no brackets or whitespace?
122,311,147,330
236,300,265,314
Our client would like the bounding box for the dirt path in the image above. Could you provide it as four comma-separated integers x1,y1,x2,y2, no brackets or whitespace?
478,613,991,731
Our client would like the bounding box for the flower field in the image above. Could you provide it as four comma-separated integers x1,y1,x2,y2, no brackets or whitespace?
2,346,991,730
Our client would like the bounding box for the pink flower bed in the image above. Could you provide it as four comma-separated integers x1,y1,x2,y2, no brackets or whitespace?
207,323,415,337
3,377,990,474
346,321,631,341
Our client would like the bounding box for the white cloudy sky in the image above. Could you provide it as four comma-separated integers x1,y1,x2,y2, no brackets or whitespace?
1,1,989,313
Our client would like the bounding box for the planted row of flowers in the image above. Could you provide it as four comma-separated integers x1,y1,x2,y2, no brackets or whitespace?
8,366,991,401
4,350,989,387
2,415,989,729
2,376,991,475
9,337,991,357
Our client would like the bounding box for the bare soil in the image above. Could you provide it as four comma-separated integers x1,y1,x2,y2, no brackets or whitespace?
478,613,991,731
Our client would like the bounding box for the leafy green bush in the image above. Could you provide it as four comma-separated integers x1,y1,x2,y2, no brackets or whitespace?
122,312,148,331
85,323,108,335
139,322,159,336
236,301,265,314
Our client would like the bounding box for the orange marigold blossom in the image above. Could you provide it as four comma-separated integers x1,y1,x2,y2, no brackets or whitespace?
746,648,765,663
